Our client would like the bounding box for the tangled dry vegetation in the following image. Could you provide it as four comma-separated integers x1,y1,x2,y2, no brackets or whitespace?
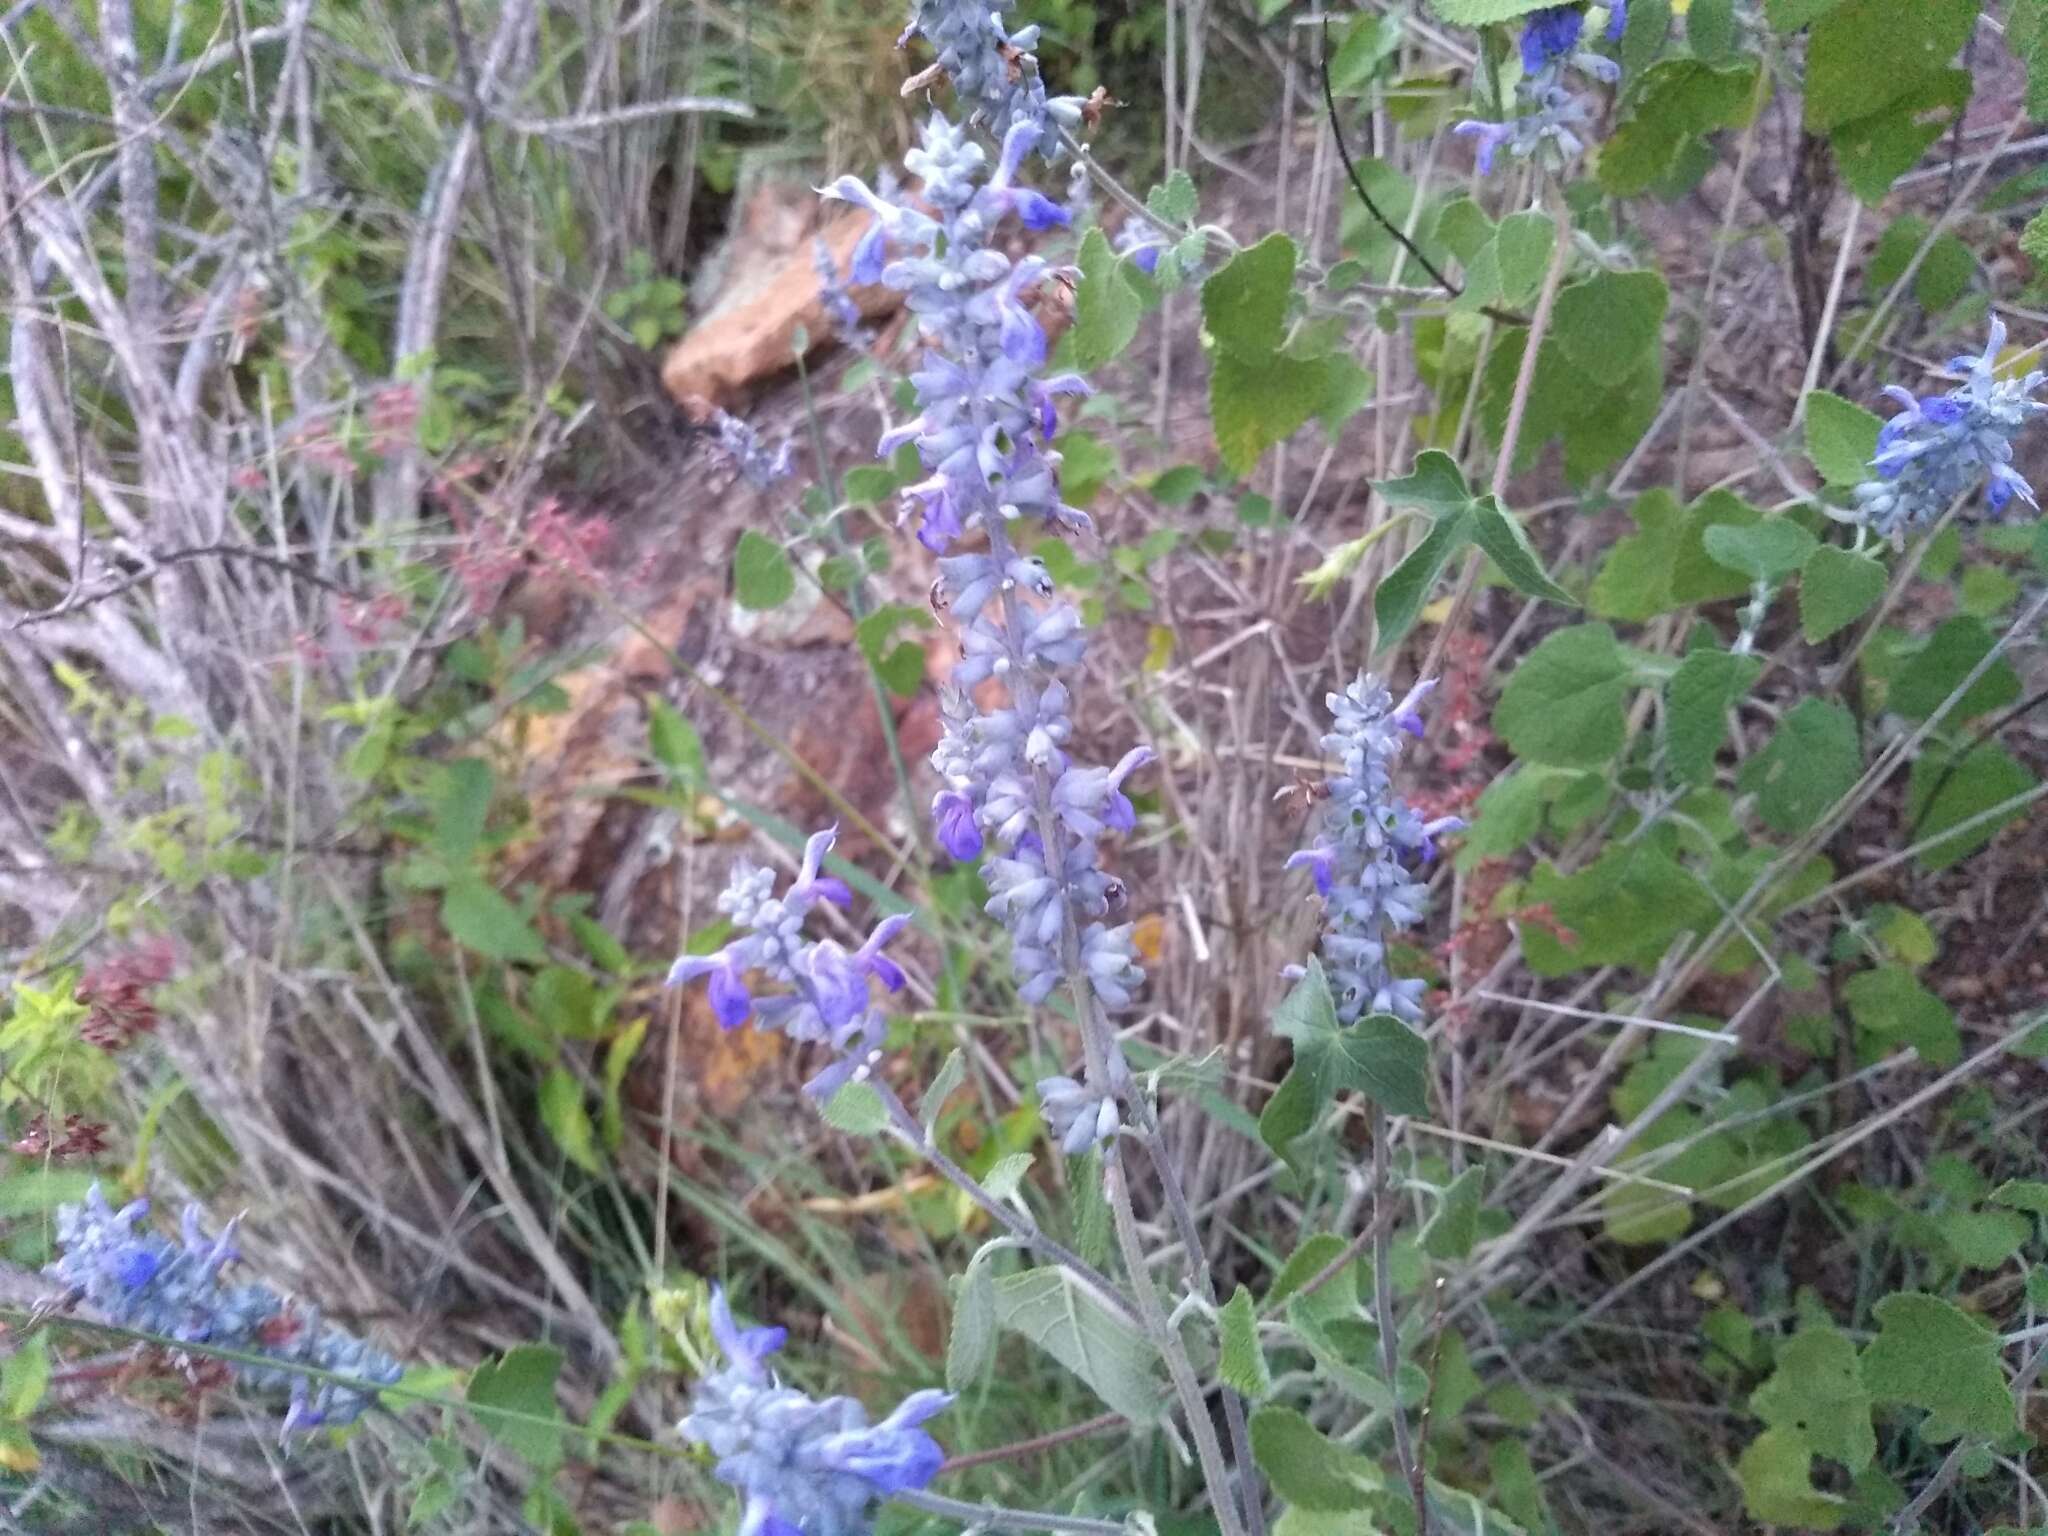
3,1,2047,1533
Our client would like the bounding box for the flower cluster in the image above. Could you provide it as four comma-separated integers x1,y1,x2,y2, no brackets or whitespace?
713,409,797,489
1285,676,1462,1027
681,1287,950,1536
76,936,176,1050
47,1183,403,1437
1845,318,2048,544
814,238,868,345
825,114,1149,1150
666,827,911,1099
1454,4,1623,177
901,1,1085,161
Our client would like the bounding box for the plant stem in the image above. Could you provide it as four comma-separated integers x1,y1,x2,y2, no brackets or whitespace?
1138,1110,1265,1536
1372,1104,1429,1535
870,1080,1138,1322
1106,1146,1250,1536
895,1488,1128,1536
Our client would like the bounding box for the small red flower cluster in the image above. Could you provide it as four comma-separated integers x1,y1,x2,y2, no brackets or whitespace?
11,1113,110,1160
75,936,176,1051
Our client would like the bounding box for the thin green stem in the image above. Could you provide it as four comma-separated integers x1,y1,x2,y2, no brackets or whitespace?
895,1487,1127,1536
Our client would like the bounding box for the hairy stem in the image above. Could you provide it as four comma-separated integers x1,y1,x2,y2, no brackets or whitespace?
1372,1104,1429,1533
895,1487,1127,1536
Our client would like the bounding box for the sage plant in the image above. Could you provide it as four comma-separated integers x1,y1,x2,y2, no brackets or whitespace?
901,1,1085,159
665,826,911,1099
825,111,1145,1149
679,1287,951,1536
1454,2,1624,175
48,1183,403,1437
1845,317,2048,545
1284,676,1460,1025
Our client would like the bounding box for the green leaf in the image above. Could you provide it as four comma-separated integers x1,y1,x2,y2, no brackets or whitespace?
647,699,706,783
1688,0,1739,63
1767,0,1844,26
1601,60,1764,197
1940,1208,2030,1270
1338,1016,1432,1118
1590,490,1685,620
1737,1428,1848,1530
842,464,897,506
468,1345,566,1472
923,1048,966,1133
1804,392,1884,486
429,758,494,865
1623,0,1674,75
536,1068,600,1174
1888,616,2021,723
1907,742,2037,872
1664,650,1762,785
1703,518,1817,582
1211,348,1343,478
442,877,548,964
992,1268,1165,1423
1992,1179,2048,1216
1859,1292,2017,1441
531,966,601,1040
601,1016,646,1151
1844,965,1951,1041
1425,0,1561,20
1752,1328,1876,1473
1422,1165,1484,1261
1493,210,1556,308
1472,500,1574,606
1268,1234,1352,1309
1203,232,1297,357
1804,0,1975,133
1146,169,1198,224
1249,1406,1379,1510
822,1080,888,1135
1550,269,1669,377
1,1335,49,1418
732,530,796,611
983,1152,1035,1202
1259,1061,1322,1177
1834,69,1973,203
1495,623,1633,768
1218,1285,1272,1400
1374,515,1471,650
946,1249,999,1391
1738,698,1860,834
1800,546,1887,642
1072,228,1143,371
1671,490,1765,603
1373,450,1481,523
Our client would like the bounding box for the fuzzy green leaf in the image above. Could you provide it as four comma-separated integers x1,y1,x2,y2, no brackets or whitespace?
733,530,796,611
1250,1406,1380,1510
1218,1285,1273,1400
1072,228,1143,371
1888,617,2021,723
1374,514,1471,650
1907,742,2037,872
1203,232,1297,356
1496,623,1633,768
1804,392,1884,486
1800,546,1888,642
1738,698,1860,834
822,1081,888,1135
992,1268,1166,1423
1422,1166,1485,1261
1860,1292,2016,1442
1752,1328,1876,1473
946,1250,999,1392
1664,650,1762,785
441,877,548,964
468,1346,566,1472
1703,518,1818,582
537,1068,601,1173
1737,1428,1847,1530
1601,60,1763,196
1471,500,1575,606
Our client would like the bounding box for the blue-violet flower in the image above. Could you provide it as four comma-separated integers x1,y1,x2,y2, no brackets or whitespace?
47,1183,403,1438
1455,2,1620,176
1284,676,1462,1027
713,409,796,489
814,238,868,344
681,1287,950,1536
900,1,1086,161
665,826,912,1099
1845,317,2048,545
823,114,1148,1150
